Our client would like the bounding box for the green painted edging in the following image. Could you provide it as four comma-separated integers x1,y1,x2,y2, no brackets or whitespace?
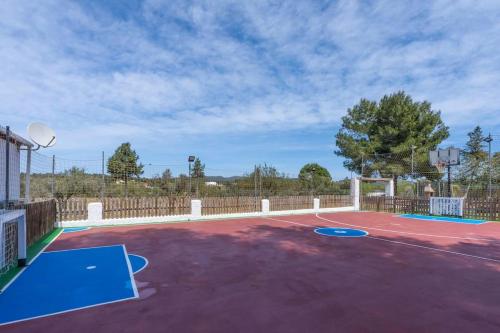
0,228,63,291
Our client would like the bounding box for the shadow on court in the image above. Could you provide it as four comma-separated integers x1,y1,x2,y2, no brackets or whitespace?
3,220,500,333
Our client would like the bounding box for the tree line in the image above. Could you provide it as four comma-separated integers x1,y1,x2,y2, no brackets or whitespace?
22,148,349,199
22,91,497,199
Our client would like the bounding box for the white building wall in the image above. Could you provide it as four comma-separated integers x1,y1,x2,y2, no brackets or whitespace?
0,139,21,202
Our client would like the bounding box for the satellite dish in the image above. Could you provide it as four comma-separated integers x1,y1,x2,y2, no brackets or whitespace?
27,122,56,149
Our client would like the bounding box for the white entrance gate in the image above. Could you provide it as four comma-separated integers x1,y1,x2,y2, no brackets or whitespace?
430,197,464,217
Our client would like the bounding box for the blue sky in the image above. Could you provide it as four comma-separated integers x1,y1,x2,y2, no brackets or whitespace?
1,0,499,178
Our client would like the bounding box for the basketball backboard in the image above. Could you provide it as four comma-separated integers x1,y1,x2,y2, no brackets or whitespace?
429,148,460,166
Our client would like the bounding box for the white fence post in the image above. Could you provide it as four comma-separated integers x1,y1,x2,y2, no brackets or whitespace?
385,179,394,197
313,198,320,211
191,199,202,218
351,177,360,211
261,199,269,215
88,202,103,222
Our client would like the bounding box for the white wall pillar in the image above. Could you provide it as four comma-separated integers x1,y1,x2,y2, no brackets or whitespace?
261,199,269,215
191,199,202,218
351,177,360,211
385,179,394,197
313,198,320,211
88,202,103,222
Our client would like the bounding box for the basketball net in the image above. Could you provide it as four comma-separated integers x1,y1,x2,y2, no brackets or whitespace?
434,162,446,174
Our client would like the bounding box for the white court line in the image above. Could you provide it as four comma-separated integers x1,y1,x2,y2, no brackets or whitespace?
45,244,123,253
128,254,149,274
0,228,63,294
0,244,140,326
265,217,312,227
122,245,139,298
0,294,138,326
366,236,500,263
315,214,496,242
265,216,500,264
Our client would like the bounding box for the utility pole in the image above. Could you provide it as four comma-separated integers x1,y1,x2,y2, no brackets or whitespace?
361,153,365,177
51,154,55,197
254,165,258,210
484,133,493,199
259,167,262,198
411,145,416,197
101,151,105,201
25,146,32,203
310,167,316,196
447,163,451,197
411,146,416,175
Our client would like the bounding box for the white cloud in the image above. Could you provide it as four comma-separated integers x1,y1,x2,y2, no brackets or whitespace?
1,0,499,156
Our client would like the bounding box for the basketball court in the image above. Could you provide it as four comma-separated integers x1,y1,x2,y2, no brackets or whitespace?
1,211,499,332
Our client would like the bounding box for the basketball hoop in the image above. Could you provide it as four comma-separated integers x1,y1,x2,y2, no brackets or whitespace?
434,162,446,174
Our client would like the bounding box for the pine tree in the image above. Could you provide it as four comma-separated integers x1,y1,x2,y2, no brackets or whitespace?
458,126,487,186
107,143,144,197
161,168,173,194
335,91,449,193
191,158,205,196
191,158,205,178
162,168,172,181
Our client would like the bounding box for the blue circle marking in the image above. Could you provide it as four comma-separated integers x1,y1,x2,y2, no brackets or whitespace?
128,254,148,274
63,227,90,233
314,227,368,237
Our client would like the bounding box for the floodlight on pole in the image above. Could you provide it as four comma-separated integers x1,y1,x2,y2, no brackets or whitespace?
188,156,195,194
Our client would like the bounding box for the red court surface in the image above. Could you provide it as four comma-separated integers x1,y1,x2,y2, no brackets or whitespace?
4,212,500,333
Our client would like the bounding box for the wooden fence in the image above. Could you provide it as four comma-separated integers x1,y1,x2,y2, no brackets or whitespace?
54,194,356,221
15,200,57,246
361,196,430,215
319,195,352,208
269,195,314,211
361,196,499,221
464,198,500,220
201,196,262,215
102,197,191,219
56,198,88,221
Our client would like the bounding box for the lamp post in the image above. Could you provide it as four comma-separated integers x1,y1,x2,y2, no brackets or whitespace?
188,155,195,195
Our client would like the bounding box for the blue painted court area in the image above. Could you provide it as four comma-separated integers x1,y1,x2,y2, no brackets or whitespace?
63,227,91,233
400,214,487,225
314,227,368,237
0,245,138,326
